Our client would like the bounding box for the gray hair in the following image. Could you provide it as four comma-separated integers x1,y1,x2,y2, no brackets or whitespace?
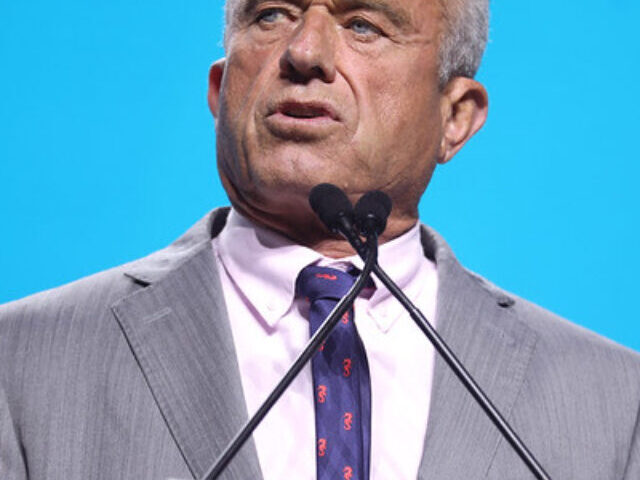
223,0,489,87
438,0,490,86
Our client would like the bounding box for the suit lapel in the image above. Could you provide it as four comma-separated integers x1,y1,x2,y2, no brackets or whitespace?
111,210,263,480
417,228,538,480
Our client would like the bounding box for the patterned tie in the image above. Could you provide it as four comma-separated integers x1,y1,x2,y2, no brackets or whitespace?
296,265,372,480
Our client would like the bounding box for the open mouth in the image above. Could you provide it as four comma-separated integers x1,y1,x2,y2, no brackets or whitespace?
265,99,340,140
276,101,337,121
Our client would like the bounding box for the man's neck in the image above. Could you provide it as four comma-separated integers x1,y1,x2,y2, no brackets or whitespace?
231,200,419,259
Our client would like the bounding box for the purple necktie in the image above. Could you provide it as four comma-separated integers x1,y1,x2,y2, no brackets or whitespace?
296,265,371,480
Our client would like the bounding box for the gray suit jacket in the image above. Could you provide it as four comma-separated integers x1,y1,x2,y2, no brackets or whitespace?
1,208,639,479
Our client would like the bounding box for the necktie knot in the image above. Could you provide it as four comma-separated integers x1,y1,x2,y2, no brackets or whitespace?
296,265,358,303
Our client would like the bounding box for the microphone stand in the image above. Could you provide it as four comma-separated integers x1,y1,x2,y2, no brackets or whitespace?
344,233,552,480
200,233,379,480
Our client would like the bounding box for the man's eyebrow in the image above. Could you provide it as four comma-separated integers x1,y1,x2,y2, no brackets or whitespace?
237,0,303,18
339,0,411,29
235,0,275,19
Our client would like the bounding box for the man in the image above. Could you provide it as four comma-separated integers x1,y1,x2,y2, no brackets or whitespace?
1,0,639,479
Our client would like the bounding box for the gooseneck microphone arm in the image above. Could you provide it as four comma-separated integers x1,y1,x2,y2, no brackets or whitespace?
200,228,379,480
314,185,552,480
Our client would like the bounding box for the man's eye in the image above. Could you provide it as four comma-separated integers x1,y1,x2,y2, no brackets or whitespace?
346,18,381,37
256,8,286,24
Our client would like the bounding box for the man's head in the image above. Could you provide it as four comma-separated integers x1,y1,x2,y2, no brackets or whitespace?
209,0,489,255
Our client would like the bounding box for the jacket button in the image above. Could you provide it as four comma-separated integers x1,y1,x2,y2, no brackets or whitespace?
497,296,515,308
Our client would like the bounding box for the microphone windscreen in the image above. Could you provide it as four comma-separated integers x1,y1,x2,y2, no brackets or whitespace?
309,183,354,231
354,190,392,235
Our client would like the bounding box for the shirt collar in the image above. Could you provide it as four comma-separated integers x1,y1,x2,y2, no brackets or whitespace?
351,223,434,332
216,209,433,332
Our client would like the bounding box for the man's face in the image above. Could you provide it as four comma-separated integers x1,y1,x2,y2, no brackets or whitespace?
211,0,452,218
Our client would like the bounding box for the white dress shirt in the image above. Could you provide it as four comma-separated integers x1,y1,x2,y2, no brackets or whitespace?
210,209,439,479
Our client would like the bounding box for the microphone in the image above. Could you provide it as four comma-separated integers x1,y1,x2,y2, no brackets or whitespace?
308,184,384,255
309,183,356,236
201,188,379,480
354,190,392,236
318,184,552,480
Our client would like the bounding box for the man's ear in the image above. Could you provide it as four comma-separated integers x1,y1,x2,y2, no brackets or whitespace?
208,58,226,119
438,77,489,164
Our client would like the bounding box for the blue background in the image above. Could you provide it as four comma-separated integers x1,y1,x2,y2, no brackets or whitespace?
1,2,638,351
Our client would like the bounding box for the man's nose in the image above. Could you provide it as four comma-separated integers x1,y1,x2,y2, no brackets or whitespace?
280,10,337,84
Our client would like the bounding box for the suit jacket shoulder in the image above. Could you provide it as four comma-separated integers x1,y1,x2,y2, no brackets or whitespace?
0,207,263,480
468,262,640,368
419,224,640,479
